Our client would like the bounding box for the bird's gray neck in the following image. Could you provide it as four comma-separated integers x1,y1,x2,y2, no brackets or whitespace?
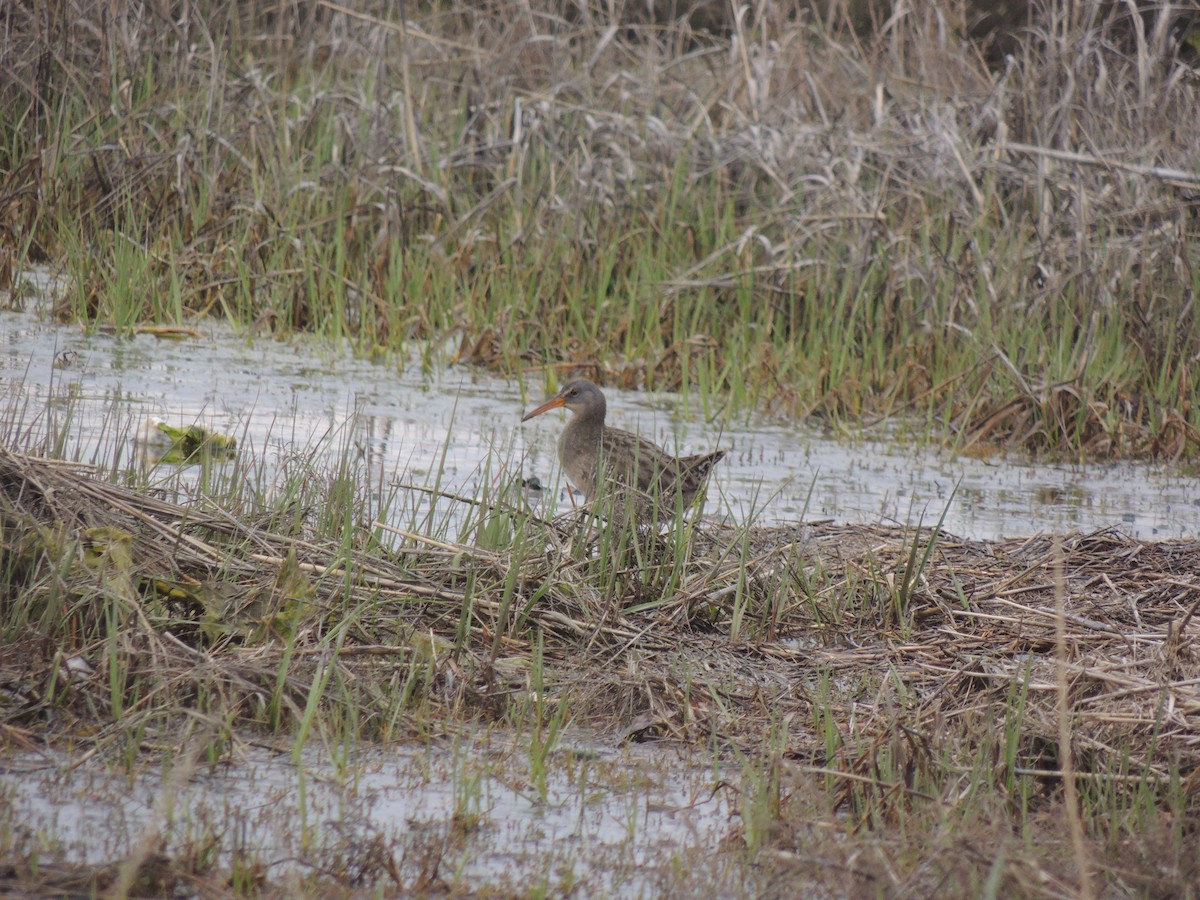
589,391,607,423
564,411,604,449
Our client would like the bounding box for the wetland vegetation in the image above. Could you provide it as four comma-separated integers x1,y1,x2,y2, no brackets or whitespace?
2,0,1200,896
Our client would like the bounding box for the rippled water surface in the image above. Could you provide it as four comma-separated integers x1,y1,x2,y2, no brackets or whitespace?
1,736,741,895
2,270,1198,541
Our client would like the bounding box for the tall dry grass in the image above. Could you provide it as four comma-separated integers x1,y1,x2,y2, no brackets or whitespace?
1,1,1199,456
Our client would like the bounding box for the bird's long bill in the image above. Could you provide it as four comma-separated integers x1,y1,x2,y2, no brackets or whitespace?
521,395,565,422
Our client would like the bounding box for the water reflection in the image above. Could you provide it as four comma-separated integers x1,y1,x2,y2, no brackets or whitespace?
0,738,738,895
1,285,1196,541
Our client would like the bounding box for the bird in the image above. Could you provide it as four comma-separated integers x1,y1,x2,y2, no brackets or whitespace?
521,379,726,520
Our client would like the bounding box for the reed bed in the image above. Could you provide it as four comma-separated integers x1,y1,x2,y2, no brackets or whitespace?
2,445,1198,893
2,1,1200,458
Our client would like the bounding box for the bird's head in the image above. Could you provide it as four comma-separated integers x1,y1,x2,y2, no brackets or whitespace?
521,379,606,422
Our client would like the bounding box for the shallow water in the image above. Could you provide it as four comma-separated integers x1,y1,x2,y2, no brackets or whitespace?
0,736,740,895
1,268,1197,541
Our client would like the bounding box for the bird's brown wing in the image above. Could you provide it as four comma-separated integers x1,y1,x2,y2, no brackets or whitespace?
600,430,724,500
598,427,667,496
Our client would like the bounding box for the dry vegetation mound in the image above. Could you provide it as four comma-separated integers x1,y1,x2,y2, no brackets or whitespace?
2,444,1199,890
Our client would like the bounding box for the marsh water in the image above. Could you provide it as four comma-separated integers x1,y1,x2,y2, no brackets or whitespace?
1,272,1197,542
1,736,743,895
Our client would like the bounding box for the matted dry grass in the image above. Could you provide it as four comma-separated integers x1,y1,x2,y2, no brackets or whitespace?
3,446,1200,893
2,446,1197,775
